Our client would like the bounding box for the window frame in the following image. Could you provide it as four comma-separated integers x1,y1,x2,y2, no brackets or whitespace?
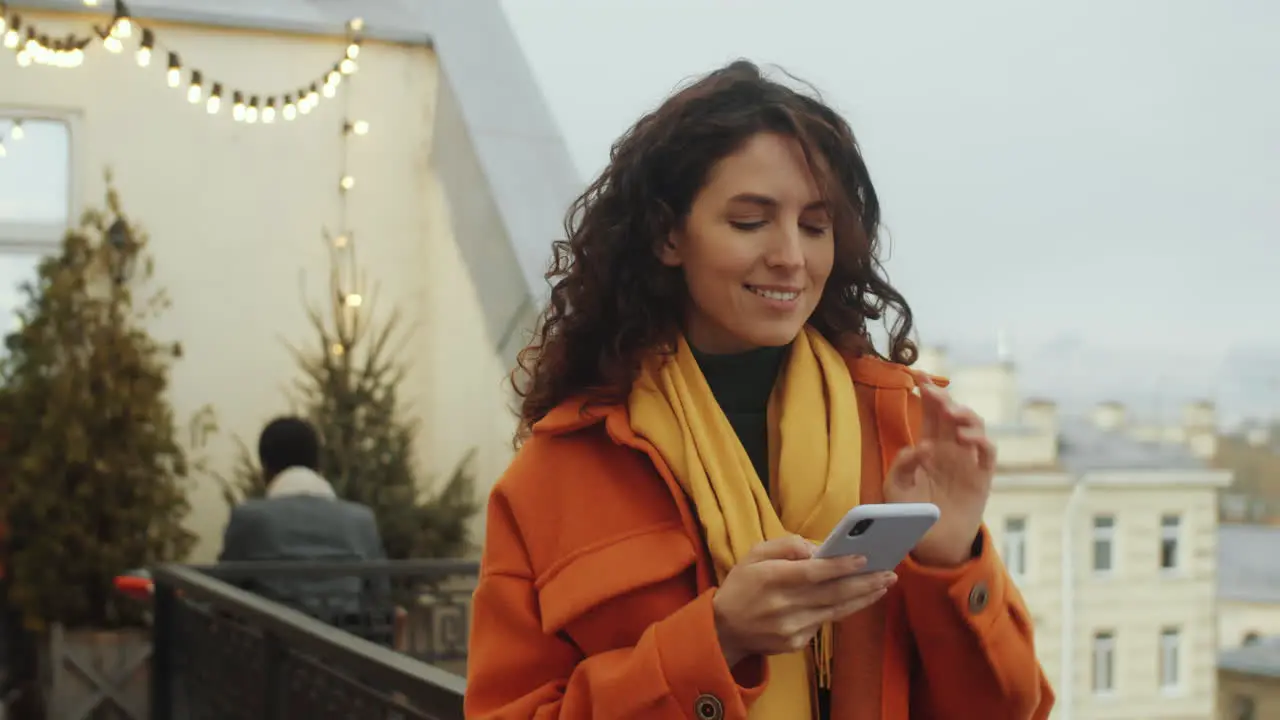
1159,626,1181,692
0,108,79,341
1092,514,1116,574
1002,515,1028,580
1092,630,1116,695
0,107,80,252
1160,513,1182,572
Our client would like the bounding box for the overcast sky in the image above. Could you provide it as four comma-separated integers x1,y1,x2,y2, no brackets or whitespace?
501,0,1278,424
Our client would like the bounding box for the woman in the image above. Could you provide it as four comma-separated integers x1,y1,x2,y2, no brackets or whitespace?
465,60,1051,720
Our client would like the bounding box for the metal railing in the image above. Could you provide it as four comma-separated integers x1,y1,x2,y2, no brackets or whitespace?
151,560,477,719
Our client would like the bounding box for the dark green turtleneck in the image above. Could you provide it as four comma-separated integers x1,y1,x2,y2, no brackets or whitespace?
689,344,788,489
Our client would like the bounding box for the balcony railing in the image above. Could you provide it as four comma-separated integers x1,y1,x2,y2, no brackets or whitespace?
150,560,477,719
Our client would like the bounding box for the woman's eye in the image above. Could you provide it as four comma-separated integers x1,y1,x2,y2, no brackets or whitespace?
729,220,766,231
802,224,831,237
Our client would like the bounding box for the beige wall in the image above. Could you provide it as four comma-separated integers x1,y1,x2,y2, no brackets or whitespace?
989,479,1222,720
1,13,516,560
1218,670,1280,720
1220,601,1280,649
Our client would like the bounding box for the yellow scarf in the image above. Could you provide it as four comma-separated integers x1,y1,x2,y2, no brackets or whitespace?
629,326,862,719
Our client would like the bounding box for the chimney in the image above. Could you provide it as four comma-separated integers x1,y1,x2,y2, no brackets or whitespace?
1023,398,1058,433
1182,400,1217,432
1092,401,1126,431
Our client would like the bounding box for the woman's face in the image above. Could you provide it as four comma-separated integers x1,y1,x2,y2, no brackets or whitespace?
660,132,835,354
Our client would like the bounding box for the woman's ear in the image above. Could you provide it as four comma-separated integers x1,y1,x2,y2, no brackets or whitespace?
657,230,682,267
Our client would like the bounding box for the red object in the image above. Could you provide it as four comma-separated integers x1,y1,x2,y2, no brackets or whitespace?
114,574,154,601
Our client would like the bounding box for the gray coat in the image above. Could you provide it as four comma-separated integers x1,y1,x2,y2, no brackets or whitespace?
218,482,393,643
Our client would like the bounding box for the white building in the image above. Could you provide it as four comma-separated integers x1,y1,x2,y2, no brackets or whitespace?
1,0,577,559
929,349,1232,720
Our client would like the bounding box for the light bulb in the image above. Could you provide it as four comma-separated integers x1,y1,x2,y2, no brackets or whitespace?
326,70,341,86
135,46,150,66
334,234,350,248
3,30,18,50
187,83,202,103
232,104,245,122
246,98,259,124
206,93,221,115
331,343,345,356
262,104,276,124
348,18,364,32
84,0,100,5
166,69,180,87
112,18,133,39
16,51,31,67
339,58,357,75
282,98,297,121
10,122,24,141
103,35,123,53
322,83,337,99
346,43,360,59
339,175,355,191
343,293,362,307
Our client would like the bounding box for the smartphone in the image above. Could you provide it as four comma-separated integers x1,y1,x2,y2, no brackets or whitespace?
813,502,940,573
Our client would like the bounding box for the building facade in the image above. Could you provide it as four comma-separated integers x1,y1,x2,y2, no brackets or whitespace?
0,0,579,559
923,349,1232,720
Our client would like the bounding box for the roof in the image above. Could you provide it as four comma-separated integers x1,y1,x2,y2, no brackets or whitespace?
1219,637,1280,679
17,0,580,363
1219,524,1280,604
1055,417,1208,472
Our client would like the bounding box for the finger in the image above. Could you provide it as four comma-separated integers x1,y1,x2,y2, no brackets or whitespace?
889,444,930,489
745,535,814,564
823,585,891,623
773,553,867,586
951,406,985,432
803,571,897,609
974,435,997,472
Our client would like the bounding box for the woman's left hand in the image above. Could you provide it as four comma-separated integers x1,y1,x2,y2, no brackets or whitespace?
883,372,996,567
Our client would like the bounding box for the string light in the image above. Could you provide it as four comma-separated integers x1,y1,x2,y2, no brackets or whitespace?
344,120,369,136
186,69,203,104
245,96,259,124
135,27,152,66
339,175,355,191
329,17,365,356
10,120,23,140
231,91,246,122
165,52,180,87
206,83,222,114
0,1,360,125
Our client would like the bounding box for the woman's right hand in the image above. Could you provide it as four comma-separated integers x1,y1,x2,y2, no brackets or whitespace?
711,535,897,667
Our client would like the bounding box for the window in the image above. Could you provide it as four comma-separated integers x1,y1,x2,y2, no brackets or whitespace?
1159,627,1180,690
1092,631,1115,693
1160,514,1181,570
1092,515,1115,572
1002,516,1027,579
0,116,70,342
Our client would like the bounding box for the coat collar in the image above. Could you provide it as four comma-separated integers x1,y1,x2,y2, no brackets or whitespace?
531,352,945,440
265,466,337,500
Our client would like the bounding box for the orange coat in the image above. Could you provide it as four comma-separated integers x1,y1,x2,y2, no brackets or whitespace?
466,354,1054,720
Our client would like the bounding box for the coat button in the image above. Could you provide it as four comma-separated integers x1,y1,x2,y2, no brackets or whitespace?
694,693,724,719
968,581,990,614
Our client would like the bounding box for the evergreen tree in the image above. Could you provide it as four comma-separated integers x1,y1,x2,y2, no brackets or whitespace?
219,236,479,559
0,179,197,631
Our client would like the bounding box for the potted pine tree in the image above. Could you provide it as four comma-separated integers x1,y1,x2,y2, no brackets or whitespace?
0,179,198,719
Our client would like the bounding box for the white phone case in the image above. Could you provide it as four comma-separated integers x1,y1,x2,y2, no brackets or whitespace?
813,502,941,572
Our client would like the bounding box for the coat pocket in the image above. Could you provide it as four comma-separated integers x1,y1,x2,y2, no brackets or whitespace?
534,522,699,655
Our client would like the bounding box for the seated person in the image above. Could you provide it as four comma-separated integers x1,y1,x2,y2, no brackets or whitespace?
218,416,393,644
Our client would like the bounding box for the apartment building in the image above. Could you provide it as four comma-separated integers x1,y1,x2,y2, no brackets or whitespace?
1218,524,1280,649
922,348,1231,720
1218,639,1280,720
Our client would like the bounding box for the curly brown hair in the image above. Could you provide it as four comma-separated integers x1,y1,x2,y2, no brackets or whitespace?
512,60,916,442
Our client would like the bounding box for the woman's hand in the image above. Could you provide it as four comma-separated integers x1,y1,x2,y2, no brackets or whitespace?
884,373,996,567
711,536,896,667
